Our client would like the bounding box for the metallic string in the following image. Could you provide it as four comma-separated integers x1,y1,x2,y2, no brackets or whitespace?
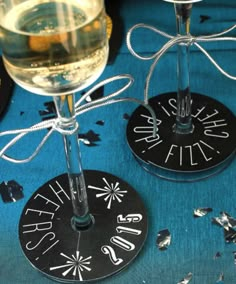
126,23,236,104
0,74,157,163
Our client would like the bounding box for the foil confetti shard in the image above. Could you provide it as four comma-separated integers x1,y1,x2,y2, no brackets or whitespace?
0,180,24,203
193,207,213,218
78,130,101,146
212,212,236,230
224,228,236,244
212,212,236,244
216,272,224,283
233,251,236,265
156,229,171,250
177,272,193,284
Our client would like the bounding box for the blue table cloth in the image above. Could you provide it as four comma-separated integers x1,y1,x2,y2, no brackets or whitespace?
1,0,236,283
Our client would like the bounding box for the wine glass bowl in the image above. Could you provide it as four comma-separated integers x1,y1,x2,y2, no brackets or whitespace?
0,0,109,95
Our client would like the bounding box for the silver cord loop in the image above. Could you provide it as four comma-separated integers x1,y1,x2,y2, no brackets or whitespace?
127,23,236,104
0,74,157,163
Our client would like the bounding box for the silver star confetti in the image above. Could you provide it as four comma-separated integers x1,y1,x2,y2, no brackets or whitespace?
212,212,236,231
156,229,171,250
233,251,236,265
194,207,213,218
216,272,224,283
212,212,236,243
177,272,193,284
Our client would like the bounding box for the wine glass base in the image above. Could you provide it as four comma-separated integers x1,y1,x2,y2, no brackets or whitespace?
19,170,148,282
126,92,236,182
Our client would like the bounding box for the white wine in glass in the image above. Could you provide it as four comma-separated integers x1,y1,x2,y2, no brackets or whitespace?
1,0,108,95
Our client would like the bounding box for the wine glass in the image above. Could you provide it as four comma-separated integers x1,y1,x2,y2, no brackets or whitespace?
0,0,147,282
126,0,236,181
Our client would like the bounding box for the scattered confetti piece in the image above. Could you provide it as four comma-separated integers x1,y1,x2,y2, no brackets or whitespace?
200,15,211,23
78,130,100,146
212,212,236,243
212,212,236,230
84,86,104,102
96,120,105,126
0,180,24,203
224,227,236,244
233,251,236,265
156,229,171,250
123,113,130,120
216,272,224,283
214,252,222,259
39,101,56,121
193,207,213,218
177,272,193,284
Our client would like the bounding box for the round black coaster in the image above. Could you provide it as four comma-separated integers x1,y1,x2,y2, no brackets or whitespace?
19,170,148,282
127,93,236,181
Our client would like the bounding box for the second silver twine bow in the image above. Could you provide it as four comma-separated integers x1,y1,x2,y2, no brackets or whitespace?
126,23,236,104
0,74,157,164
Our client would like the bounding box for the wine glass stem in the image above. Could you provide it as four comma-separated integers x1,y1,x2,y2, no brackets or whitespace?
53,94,93,231
173,3,194,134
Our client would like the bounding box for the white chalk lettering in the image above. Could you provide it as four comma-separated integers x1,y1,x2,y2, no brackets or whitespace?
165,144,178,164
101,246,123,266
26,232,56,251
117,214,143,223
34,194,60,211
116,226,142,235
49,181,70,204
25,208,54,220
110,236,135,251
197,109,219,122
23,221,52,234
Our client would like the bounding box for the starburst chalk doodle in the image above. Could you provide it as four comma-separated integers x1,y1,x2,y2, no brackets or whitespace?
88,178,127,209
50,251,92,281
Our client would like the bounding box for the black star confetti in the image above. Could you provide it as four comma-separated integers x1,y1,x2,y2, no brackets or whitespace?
156,229,171,250
78,130,101,146
39,101,56,121
0,180,24,203
83,86,104,102
214,252,222,260
200,15,211,23
96,120,105,126
123,113,130,120
177,272,193,284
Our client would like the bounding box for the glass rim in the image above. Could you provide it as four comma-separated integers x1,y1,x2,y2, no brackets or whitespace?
163,0,202,3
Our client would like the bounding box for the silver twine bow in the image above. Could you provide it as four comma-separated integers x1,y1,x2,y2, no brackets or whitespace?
0,74,157,164
126,23,236,104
